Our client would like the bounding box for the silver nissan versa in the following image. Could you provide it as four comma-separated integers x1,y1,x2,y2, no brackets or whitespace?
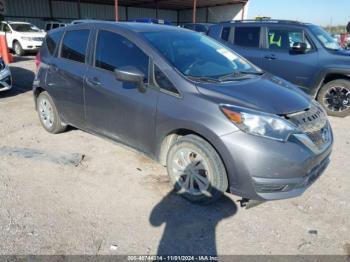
33,22,333,204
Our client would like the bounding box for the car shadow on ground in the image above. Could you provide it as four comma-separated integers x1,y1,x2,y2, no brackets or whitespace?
150,190,237,256
12,55,36,63
0,66,35,98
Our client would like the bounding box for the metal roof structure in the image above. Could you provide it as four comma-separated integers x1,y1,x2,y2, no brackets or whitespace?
61,0,248,10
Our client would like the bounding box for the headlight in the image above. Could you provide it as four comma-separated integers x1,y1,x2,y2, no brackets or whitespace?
21,37,33,41
220,105,299,141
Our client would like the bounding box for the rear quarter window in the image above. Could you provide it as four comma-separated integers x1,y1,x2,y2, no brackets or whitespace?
221,26,231,41
46,30,63,55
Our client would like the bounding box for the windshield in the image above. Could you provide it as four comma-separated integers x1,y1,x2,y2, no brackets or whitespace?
310,25,341,51
10,23,41,32
142,30,261,80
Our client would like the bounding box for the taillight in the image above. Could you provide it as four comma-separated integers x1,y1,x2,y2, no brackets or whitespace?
35,52,41,70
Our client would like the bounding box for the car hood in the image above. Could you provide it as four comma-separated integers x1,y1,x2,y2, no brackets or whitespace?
196,73,311,115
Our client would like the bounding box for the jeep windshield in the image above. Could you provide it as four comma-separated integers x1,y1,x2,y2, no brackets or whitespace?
10,23,41,32
142,30,263,82
309,25,341,51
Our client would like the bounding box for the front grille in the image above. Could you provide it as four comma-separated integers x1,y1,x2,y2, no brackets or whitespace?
287,105,329,149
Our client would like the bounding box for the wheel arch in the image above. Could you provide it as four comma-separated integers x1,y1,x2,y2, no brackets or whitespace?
315,69,350,98
33,86,46,110
156,126,232,191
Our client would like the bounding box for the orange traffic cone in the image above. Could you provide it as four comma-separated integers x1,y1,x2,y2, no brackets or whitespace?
0,32,13,64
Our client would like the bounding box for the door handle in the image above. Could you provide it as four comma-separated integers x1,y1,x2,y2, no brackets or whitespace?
86,77,101,86
264,54,277,60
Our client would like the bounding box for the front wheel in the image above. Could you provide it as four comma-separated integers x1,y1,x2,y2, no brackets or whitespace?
166,135,228,204
13,41,25,56
317,79,350,117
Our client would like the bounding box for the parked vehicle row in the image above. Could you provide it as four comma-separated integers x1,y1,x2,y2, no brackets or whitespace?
33,22,333,204
208,20,350,117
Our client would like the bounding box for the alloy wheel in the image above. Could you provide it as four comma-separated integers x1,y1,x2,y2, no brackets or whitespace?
171,148,210,196
324,86,350,112
39,98,54,129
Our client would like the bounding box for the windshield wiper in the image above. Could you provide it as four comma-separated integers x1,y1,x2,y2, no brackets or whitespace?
187,76,220,83
218,70,264,82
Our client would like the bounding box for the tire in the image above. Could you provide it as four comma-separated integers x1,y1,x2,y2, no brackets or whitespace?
166,134,228,204
37,91,67,134
317,79,350,117
13,41,25,56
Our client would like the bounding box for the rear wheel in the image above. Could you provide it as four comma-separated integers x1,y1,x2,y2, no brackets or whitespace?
13,41,25,56
317,79,350,117
37,91,67,134
166,134,228,204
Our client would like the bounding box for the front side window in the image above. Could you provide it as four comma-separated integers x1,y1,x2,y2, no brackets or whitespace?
309,25,341,51
95,30,149,80
154,65,179,95
142,30,261,80
234,27,260,48
10,23,40,32
267,28,312,51
46,30,63,55
61,30,90,63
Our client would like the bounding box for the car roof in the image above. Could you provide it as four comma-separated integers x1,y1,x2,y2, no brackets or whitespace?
218,19,313,27
5,21,31,24
66,21,186,33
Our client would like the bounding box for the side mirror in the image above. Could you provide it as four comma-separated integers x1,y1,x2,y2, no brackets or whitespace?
291,42,307,53
114,67,146,92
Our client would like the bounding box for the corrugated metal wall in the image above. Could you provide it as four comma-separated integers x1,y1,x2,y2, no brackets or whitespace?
4,0,244,28
80,2,115,20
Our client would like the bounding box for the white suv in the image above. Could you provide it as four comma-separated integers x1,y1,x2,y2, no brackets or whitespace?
0,21,46,56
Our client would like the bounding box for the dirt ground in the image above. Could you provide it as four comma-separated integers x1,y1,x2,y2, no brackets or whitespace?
0,57,349,256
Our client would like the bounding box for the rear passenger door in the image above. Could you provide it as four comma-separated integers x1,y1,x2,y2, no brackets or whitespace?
84,29,158,154
260,26,319,89
220,25,263,67
46,28,91,128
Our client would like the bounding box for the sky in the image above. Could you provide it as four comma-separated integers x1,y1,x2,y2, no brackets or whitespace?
247,0,349,26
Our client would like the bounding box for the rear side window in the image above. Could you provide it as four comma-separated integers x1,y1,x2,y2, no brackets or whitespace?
95,30,149,80
221,26,231,41
46,30,63,55
234,27,260,48
61,30,90,63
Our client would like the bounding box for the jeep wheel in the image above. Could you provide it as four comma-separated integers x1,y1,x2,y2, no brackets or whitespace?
317,79,350,117
37,91,67,134
166,134,228,204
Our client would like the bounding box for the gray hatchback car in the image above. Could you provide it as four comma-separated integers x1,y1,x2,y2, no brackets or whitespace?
33,22,333,204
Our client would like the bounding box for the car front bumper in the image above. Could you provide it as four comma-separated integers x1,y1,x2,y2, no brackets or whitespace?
218,123,333,201
0,67,12,92
21,40,43,51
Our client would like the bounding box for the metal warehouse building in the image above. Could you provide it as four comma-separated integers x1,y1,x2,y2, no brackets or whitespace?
0,0,249,29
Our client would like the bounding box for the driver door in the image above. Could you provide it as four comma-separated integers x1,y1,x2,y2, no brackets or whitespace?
260,26,319,90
